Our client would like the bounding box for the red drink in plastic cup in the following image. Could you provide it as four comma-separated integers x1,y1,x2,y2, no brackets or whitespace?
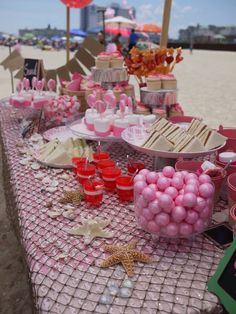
83,180,104,206
97,159,116,177
77,164,96,184
93,151,109,164
72,157,87,174
127,160,145,176
116,175,134,201
102,166,121,191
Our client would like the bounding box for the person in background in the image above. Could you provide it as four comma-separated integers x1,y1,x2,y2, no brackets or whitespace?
128,29,138,51
112,33,122,53
97,31,105,46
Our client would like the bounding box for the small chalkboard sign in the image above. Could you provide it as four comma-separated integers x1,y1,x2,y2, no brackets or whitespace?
208,238,236,314
23,58,45,87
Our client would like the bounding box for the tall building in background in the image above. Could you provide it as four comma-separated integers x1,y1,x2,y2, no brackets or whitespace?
80,3,136,32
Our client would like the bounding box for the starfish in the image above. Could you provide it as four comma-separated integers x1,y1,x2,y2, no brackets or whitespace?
65,218,113,244
100,241,152,277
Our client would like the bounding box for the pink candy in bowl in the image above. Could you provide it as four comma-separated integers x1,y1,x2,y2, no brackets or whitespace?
134,166,214,238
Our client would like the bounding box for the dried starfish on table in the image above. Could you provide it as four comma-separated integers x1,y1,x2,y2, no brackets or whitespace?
65,218,113,245
59,188,84,206
100,241,152,277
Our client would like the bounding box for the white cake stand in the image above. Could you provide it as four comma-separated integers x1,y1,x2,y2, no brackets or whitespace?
121,126,226,170
140,87,178,107
91,67,128,83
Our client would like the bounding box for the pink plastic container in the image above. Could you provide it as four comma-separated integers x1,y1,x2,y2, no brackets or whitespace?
218,125,236,152
175,160,203,172
227,173,236,208
169,116,201,124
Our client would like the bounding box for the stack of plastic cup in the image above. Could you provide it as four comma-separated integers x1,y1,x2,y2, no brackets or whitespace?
77,163,96,185
97,159,116,177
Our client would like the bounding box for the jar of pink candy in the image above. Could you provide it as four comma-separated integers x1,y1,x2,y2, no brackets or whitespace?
134,166,215,238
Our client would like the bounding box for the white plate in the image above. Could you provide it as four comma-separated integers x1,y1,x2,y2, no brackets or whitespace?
33,149,73,169
121,126,226,159
69,118,123,142
43,126,79,142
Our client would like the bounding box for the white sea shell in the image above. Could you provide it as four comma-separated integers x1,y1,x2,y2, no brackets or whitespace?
53,169,64,174
19,159,29,166
31,162,41,170
47,211,62,218
119,287,132,298
45,186,58,193
34,172,45,179
62,211,76,220
60,173,70,181
30,133,43,142
64,204,75,211
50,180,59,187
42,177,51,185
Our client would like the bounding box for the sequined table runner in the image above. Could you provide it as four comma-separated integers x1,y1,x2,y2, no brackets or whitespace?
0,102,225,314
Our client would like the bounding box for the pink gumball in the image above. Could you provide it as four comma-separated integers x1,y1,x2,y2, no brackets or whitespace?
171,177,184,190
148,184,157,191
172,206,187,223
185,210,199,224
194,219,205,232
182,193,197,208
162,166,175,178
179,189,184,195
175,195,183,206
174,171,183,178
147,221,160,233
142,208,154,221
139,169,150,176
156,191,162,198
199,174,212,184
185,173,198,183
148,199,161,214
184,184,198,195
142,187,156,202
134,181,147,194
179,222,193,237
134,174,146,183
200,207,211,219
194,197,206,212
165,222,179,237
187,179,200,187
137,195,148,209
181,171,188,177
157,177,170,191
155,212,170,227
199,183,215,198
146,171,159,184
159,194,173,212
165,186,178,199
138,216,148,229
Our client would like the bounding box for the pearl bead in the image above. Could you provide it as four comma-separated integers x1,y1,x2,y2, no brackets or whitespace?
148,199,161,214
155,212,170,226
139,169,150,176
146,171,159,184
199,183,215,198
194,197,206,212
165,222,179,237
134,181,147,194
157,177,170,190
159,194,173,212
182,192,197,208
162,166,175,178
172,206,187,223
199,174,212,184
165,186,178,199
185,209,199,224
134,174,146,183
171,177,184,190
142,187,156,201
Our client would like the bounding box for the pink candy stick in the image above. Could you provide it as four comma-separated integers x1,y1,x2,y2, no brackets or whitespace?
16,81,23,94
86,93,97,112
23,78,30,91
47,79,56,92
32,77,38,90
95,100,106,118
127,96,133,113
119,100,126,119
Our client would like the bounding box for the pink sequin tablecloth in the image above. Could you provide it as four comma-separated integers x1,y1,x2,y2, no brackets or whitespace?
0,102,225,314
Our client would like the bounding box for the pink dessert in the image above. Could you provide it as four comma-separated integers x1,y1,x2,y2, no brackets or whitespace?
33,96,49,109
10,96,31,108
85,113,99,131
94,117,111,137
113,118,129,137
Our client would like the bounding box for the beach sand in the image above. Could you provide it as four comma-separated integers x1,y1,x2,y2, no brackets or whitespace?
0,46,235,313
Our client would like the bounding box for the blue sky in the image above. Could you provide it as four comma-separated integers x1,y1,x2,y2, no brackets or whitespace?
0,0,236,38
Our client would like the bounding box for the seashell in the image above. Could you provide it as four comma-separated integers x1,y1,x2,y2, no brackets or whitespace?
119,287,132,298
47,211,62,218
60,173,70,181
19,159,29,166
42,177,51,185
55,253,68,260
53,169,64,174
50,180,59,187
122,279,134,289
62,211,76,220
31,162,41,170
34,172,45,179
45,186,57,193
64,204,75,211
30,133,43,142
99,294,113,305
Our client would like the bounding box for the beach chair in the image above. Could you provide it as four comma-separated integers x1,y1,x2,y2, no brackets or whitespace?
81,36,104,57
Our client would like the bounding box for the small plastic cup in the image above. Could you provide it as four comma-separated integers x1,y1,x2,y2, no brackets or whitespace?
97,159,116,177
127,160,145,176
72,157,87,174
83,180,104,206
102,166,121,191
116,175,134,202
77,163,96,184
93,151,109,164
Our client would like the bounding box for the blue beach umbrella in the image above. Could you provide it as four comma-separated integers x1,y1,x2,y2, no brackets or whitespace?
70,29,87,37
